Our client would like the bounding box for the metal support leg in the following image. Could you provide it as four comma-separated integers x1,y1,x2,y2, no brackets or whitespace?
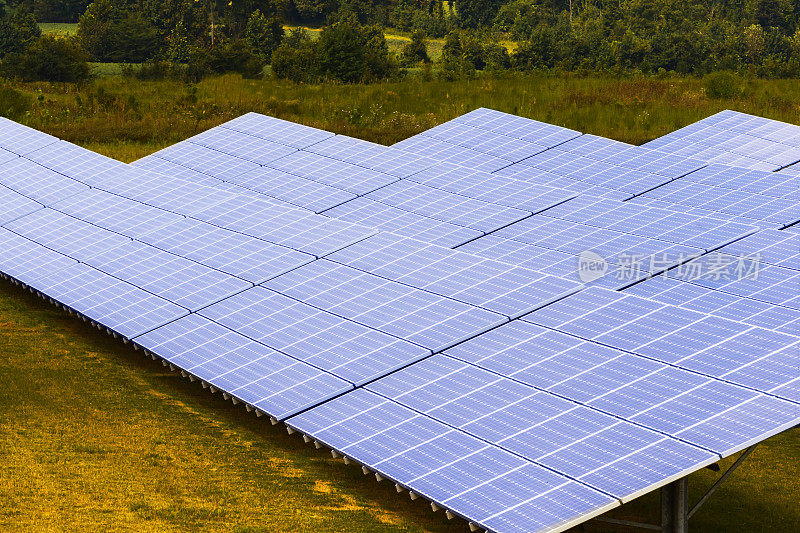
661,477,688,533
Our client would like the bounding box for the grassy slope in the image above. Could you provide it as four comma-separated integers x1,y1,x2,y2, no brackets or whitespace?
2,74,800,531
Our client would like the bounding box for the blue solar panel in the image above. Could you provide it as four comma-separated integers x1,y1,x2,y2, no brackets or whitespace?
679,164,800,198
325,233,582,318
306,136,438,178
645,110,800,170
137,217,315,284
0,185,43,225
0,117,59,155
286,388,619,533
0,157,91,205
35,262,188,338
405,162,577,213
199,286,431,385
25,140,128,187
184,126,299,164
220,112,335,149
4,208,133,260
0,227,77,285
392,135,518,172
267,151,400,195
321,197,482,248
50,189,186,239
83,240,252,311
262,260,508,351
143,143,262,181
133,313,352,419
365,180,532,233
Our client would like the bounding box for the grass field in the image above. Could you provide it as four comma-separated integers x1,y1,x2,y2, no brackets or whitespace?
2,73,800,532
8,74,800,163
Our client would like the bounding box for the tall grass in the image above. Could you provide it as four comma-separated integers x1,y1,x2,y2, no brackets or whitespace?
10,74,800,162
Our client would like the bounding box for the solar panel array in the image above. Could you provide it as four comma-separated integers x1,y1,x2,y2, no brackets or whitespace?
644,109,800,171
0,109,799,533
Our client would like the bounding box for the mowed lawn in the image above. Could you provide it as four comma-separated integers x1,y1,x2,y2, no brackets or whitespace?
2,74,800,531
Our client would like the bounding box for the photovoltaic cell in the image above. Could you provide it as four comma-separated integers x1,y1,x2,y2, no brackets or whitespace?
306,136,438,178
0,117,59,155
0,157,91,205
645,110,800,170
146,143,262,181
35,262,189,338
184,126,299,164
3,208,133,260
262,260,508,351
321,197,483,248
83,240,253,311
133,313,352,419
199,286,431,386
0,227,77,285
220,112,335,149
25,140,128,187
136,217,315,284
0,185,43,225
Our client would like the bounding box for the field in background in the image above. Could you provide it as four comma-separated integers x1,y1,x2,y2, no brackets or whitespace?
9,74,800,163
2,73,800,531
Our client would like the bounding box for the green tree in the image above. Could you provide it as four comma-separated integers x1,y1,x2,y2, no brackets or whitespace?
401,30,430,64
0,6,41,58
271,28,319,82
1,35,89,81
454,0,504,28
245,8,284,61
78,0,160,62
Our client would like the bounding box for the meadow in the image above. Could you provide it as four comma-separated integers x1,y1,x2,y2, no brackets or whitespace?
8,73,800,163
2,72,800,532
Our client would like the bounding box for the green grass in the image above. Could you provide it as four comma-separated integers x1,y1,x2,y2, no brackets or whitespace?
8,74,800,162
2,73,800,531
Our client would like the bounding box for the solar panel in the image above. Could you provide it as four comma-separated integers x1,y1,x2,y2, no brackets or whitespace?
645,110,800,170
199,286,431,386
266,151,401,195
305,136,438,178
0,157,90,205
136,217,315,284
287,387,620,533
321,197,483,248
678,164,800,198
83,240,253,311
25,140,128,187
0,185,43,225
3,208,133,260
0,227,78,285
133,155,232,185
262,260,508,351
365,180,532,233
629,177,800,228
0,117,59,155
220,112,335,149
325,233,582,318
144,143,262,180
50,189,187,239
133,313,353,419
405,162,577,213
184,126,299,164
35,262,189,338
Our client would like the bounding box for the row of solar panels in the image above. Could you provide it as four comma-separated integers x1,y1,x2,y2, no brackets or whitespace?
0,110,798,533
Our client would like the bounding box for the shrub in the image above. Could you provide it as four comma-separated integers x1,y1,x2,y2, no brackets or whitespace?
186,40,264,81
271,29,319,83
703,71,743,99
1,35,90,82
245,9,284,63
0,86,31,120
78,0,160,62
401,30,430,65
0,7,41,58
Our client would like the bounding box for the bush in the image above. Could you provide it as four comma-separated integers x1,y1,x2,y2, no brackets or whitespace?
703,71,743,99
0,86,31,120
78,0,160,62
271,29,319,83
401,30,430,65
185,40,264,82
1,35,90,82
0,7,41,58
316,17,396,83
245,9,284,63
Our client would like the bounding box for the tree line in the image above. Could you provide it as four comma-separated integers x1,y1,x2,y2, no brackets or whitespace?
1,0,800,84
